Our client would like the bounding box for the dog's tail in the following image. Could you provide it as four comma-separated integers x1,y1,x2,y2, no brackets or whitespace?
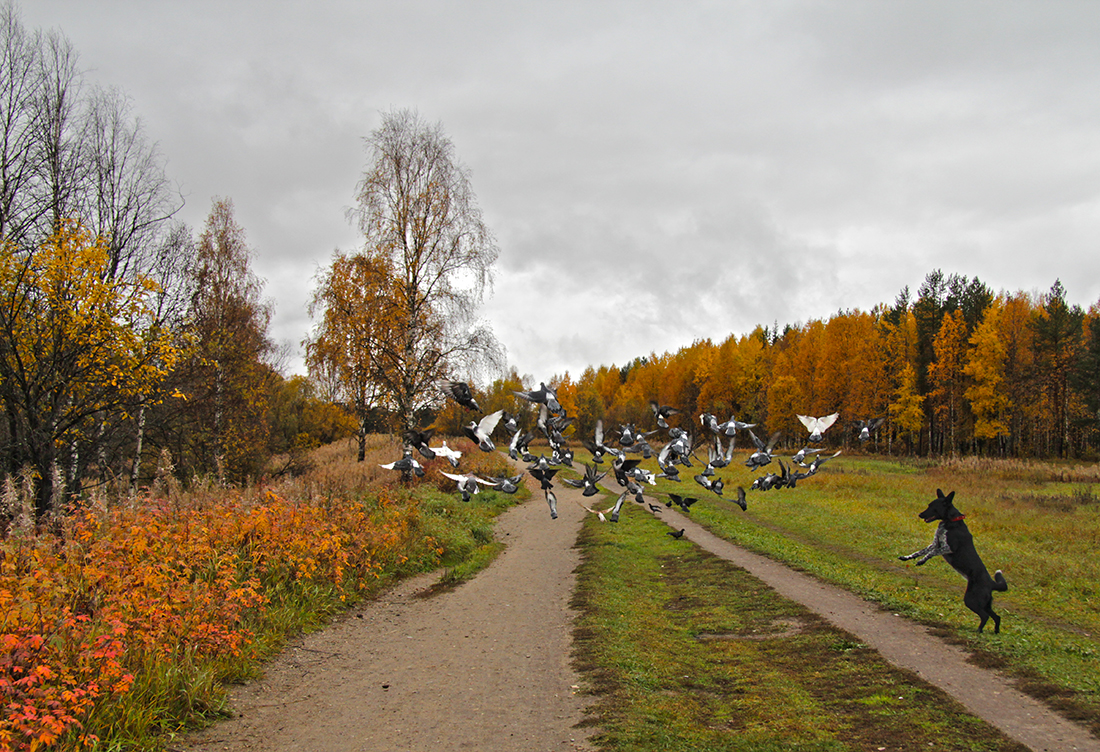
993,570,1008,592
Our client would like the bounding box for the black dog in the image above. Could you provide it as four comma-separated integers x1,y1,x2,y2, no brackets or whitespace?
899,489,1008,633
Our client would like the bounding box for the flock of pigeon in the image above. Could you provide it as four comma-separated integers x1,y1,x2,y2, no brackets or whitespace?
378,380,887,535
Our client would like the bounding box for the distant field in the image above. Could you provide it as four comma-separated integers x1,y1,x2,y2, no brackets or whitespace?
568,449,1100,739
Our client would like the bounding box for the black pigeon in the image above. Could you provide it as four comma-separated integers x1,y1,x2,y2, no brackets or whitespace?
650,401,680,429
439,380,481,412
403,428,436,460
667,528,685,539
561,463,608,497
648,504,664,514
668,493,698,512
612,458,642,487
528,465,559,490
733,486,748,511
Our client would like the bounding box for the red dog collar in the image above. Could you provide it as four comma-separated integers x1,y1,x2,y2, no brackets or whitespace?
949,514,966,522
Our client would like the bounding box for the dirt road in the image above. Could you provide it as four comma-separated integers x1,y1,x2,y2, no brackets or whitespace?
180,479,595,752
181,478,1100,752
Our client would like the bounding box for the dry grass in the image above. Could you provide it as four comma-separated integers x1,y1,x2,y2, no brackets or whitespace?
935,455,1100,484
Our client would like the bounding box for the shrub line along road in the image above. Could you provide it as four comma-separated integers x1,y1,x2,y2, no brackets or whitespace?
182,471,1099,752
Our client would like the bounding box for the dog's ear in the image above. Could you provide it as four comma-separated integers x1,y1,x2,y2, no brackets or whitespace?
936,488,945,499
944,490,955,504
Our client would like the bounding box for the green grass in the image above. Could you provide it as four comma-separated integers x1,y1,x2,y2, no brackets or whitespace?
569,448,1100,735
571,506,1027,751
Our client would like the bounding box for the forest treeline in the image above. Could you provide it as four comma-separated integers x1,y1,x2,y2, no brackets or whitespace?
438,272,1100,462
4,4,1099,529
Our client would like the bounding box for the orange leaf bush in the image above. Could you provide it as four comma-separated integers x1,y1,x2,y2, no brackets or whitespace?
1,488,430,751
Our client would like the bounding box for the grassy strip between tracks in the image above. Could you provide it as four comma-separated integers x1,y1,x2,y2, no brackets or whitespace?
570,505,1028,751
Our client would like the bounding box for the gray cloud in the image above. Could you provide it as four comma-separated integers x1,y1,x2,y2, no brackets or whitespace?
19,0,1100,382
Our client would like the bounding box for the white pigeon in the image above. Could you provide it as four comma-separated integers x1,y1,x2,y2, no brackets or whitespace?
463,409,503,452
797,412,839,442
430,440,463,467
440,471,484,502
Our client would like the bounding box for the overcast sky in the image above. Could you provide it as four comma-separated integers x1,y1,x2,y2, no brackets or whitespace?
19,1,1100,383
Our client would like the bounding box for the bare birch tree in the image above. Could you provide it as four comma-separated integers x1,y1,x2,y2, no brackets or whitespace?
348,108,503,432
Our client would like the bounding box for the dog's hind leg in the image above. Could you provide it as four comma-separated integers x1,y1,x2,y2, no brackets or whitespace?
964,588,1001,634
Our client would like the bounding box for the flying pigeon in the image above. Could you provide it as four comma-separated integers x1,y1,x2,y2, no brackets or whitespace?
806,449,842,474
797,412,839,442
791,445,823,466
716,415,756,437
514,382,562,414
379,452,425,478
480,474,525,494
667,493,698,512
403,428,436,460
545,488,558,519
745,429,782,470
439,471,485,502
429,440,463,468
508,429,536,461
439,380,481,412
855,417,886,442
463,409,503,452
561,463,608,497
649,401,680,429
693,474,724,496
580,419,611,463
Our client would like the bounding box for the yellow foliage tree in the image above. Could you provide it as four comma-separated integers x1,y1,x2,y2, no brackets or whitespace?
306,251,395,460
928,309,968,454
0,222,178,516
964,301,1012,448
888,362,924,453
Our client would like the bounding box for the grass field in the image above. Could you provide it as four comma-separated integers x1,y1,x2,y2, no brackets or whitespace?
572,509,1028,751
565,448,1100,744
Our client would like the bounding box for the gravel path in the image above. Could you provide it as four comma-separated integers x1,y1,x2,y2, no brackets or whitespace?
180,477,1100,752
180,476,595,752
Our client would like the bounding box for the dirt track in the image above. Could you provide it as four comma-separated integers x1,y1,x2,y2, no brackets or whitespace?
181,476,1100,752
180,475,595,752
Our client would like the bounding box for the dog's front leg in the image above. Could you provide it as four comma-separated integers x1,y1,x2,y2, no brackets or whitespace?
899,542,936,563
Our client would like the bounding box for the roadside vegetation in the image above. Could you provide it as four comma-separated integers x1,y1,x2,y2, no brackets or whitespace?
0,436,519,752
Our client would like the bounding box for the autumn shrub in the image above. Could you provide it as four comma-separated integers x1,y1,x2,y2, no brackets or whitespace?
1,483,433,751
